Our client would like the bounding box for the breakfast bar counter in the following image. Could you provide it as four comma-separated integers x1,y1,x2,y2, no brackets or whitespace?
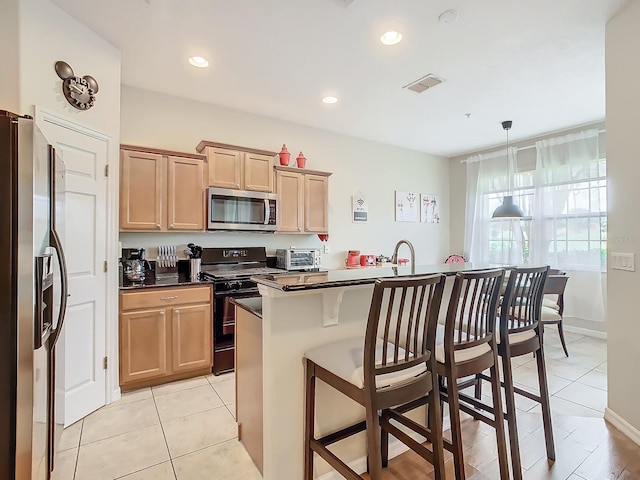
239,263,504,480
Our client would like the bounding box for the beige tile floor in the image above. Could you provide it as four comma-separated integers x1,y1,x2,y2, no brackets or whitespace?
52,373,260,480
53,328,617,480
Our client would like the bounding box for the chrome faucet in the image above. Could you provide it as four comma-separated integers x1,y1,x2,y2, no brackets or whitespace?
391,239,415,274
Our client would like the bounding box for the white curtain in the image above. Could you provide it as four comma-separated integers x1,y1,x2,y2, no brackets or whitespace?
531,129,605,322
464,147,525,265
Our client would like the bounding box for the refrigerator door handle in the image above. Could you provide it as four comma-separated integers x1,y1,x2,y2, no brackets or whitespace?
49,228,68,348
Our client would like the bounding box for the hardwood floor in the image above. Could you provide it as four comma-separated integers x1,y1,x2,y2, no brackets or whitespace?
362,332,640,480
362,412,640,479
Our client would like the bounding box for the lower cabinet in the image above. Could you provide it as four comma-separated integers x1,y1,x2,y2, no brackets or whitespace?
119,286,212,391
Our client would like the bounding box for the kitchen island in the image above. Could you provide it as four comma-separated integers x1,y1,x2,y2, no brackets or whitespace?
239,263,502,480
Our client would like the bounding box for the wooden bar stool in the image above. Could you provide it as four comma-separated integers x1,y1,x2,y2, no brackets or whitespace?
303,275,447,480
472,266,555,480
436,269,511,480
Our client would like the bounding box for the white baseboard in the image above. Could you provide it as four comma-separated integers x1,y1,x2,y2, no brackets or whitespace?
604,408,640,447
316,437,410,480
561,324,607,340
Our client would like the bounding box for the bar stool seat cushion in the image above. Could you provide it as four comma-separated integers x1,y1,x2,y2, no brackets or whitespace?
541,306,562,321
434,325,491,363
543,298,560,311
494,326,537,345
304,337,428,390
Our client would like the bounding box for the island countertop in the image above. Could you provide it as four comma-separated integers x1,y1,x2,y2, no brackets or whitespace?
251,262,506,291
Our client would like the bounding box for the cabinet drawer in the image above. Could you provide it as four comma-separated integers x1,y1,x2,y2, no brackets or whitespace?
121,286,211,311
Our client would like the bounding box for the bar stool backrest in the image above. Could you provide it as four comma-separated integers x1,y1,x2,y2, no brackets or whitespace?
444,269,504,357
363,275,445,394
501,266,550,335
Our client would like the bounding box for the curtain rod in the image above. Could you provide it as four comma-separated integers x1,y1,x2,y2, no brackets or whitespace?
459,128,606,164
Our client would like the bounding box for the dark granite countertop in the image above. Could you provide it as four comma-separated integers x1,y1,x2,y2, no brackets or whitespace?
119,271,213,291
251,263,509,292
230,297,263,318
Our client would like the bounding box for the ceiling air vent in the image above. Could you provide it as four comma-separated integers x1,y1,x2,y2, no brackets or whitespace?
403,74,444,93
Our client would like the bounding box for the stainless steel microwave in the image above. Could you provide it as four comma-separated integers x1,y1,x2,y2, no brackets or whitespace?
207,187,277,232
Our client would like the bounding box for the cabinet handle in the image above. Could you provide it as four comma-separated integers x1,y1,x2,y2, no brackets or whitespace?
174,309,180,315
156,224,161,230
169,223,175,229
160,295,178,300
159,311,165,316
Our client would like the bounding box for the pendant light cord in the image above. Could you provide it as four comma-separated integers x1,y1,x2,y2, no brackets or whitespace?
506,125,511,194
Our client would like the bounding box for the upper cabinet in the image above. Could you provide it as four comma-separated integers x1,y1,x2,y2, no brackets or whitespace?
197,141,275,193
120,145,207,232
274,166,331,234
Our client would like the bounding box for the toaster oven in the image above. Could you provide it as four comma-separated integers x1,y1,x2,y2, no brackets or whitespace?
276,248,322,271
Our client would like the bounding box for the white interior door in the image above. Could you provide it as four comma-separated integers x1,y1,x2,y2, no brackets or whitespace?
37,111,109,426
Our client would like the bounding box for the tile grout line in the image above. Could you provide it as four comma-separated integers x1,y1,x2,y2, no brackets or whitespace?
71,418,83,480
151,389,179,480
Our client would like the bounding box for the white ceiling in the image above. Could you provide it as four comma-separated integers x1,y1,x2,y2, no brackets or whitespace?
52,0,627,157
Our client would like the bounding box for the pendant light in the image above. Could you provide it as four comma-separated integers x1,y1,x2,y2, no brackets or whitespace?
492,120,525,219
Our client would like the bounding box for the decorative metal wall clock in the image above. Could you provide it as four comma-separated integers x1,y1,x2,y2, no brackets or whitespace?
54,61,99,110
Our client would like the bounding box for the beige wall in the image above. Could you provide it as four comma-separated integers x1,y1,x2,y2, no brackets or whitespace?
120,86,450,269
0,0,19,112
605,0,640,432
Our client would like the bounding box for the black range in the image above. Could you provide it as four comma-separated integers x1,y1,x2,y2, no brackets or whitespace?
200,247,283,374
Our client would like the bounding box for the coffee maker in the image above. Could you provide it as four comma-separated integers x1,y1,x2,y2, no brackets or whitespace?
123,248,149,283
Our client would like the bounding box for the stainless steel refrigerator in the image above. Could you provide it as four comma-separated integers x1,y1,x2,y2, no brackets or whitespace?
0,109,68,479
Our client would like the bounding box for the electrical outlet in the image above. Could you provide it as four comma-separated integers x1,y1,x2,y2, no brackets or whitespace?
323,243,330,254
611,252,635,271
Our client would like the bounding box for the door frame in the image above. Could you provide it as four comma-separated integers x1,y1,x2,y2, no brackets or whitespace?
35,106,121,408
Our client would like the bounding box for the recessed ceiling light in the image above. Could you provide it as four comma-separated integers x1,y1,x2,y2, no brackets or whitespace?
380,31,403,46
322,96,338,104
188,56,209,68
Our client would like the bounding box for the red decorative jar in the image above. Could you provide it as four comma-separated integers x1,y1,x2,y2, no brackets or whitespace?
296,151,306,168
278,144,290,166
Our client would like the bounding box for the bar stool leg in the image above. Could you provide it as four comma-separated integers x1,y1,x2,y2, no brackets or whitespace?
445,372,466,480
488,356,510,480
557,322,569,357
380,418,389,468
535,345,556,460
304,359,316,480
428,383,446,479
501,352,523,480
365,403,383,479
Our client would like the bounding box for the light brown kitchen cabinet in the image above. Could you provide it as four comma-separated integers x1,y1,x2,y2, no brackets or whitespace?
197,141,276,192
119,145,207,232
120,308,168,385
167,155,206,230
275,169,304,232
119,286,212,391
274,166,332,234
304,174,329,233
119,149,164,231
171,304,212,373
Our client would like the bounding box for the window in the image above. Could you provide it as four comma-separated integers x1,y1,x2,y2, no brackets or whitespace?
467,129,606,272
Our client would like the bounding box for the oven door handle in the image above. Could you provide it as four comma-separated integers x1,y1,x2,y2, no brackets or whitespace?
215,290,260,298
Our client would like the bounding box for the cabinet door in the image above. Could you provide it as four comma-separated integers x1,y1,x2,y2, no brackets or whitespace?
167,155,205,230
304,174,329,233
171,304,212,373
120,150,164,231
206,147,242,190
243,153,273,192
120,308,168,384
276,170,304,232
